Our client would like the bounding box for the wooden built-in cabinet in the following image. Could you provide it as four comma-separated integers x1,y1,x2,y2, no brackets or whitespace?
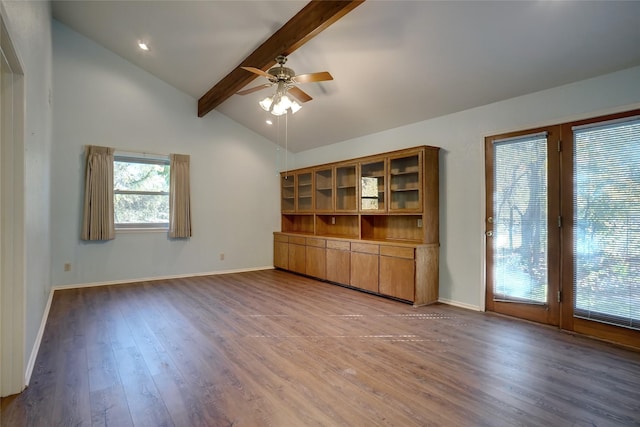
275,146,439,306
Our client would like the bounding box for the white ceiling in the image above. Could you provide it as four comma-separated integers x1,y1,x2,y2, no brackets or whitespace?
52,1,640,153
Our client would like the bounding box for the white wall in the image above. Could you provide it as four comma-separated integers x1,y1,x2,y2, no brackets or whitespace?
0,0,53,378
51,21,282,287
295,66,640,310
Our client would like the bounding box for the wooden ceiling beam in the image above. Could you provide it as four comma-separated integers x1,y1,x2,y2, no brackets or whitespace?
197,0,364,117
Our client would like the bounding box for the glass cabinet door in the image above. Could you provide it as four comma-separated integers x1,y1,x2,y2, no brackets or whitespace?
281,173,295,212
296,172,313,212
389,152,422,212
336,164,357,211
360,160,386,212
314,168,333,211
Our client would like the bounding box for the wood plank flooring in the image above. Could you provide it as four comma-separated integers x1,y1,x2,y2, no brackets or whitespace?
2,269,640,426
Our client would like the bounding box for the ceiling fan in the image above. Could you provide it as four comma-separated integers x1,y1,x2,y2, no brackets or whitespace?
237,55,333,115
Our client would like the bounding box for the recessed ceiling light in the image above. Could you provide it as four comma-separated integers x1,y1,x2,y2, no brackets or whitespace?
265,119,273,125
138,42,149,51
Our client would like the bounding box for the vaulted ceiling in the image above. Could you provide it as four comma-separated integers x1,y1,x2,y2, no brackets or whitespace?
52,1,640,153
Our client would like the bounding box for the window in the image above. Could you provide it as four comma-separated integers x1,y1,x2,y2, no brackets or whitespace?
114,153,170,229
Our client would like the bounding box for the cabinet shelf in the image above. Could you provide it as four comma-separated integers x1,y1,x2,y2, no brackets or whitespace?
391,170,419,176
391,187,419,192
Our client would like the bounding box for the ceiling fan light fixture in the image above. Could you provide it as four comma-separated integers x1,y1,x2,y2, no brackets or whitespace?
278,94,293,111
271,103,287,116
259,96,273,112
290,100,302,114
260,91,301,116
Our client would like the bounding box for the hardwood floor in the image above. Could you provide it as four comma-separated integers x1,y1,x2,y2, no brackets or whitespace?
2,269,639,426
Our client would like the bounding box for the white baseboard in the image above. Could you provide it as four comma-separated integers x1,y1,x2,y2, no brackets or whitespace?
438,298,483,312
25,287,55,387
52,266,274,291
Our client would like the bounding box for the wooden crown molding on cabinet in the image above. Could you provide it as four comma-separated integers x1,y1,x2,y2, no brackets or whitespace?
197,0,364,118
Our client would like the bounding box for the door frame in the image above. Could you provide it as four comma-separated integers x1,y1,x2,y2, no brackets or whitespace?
0,10,26,397
484,125,562,326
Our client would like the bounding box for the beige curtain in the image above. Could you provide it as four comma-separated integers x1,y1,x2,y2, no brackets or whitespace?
81,145,115,241
169,153,192,238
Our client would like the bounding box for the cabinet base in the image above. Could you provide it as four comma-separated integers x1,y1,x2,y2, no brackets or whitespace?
274,267,438,307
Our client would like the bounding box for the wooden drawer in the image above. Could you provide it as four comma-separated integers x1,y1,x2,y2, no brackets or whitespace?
274,234,289,243
289,235,306,245
350,242,379,255
306,238,326,248
327,240,350,251
380,245,415,259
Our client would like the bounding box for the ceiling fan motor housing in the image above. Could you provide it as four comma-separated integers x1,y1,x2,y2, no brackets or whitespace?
267,66,295,83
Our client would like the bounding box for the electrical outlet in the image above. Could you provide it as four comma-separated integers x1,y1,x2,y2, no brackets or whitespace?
417,219,423,228
220,253,225,261
331,217,336,225
64,263,71,272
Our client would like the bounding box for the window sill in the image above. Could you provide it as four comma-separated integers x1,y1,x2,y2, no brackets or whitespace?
115,227,168,234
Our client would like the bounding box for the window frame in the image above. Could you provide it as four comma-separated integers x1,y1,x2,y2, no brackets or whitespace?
113,152,170,231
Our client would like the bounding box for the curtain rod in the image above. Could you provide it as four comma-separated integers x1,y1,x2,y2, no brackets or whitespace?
84,145,169,158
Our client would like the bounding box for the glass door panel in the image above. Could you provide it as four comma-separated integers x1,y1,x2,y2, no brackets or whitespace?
572,117,640,330
281,174,295,213
297,172,313,212
389,152,422,212
336,164,357,211
493,134,548,303
485,128,560,326
360,160,385,212
315,168,333,211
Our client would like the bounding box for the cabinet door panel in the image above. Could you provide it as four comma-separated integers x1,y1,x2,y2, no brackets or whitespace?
350,252,379,292
389,151,423,212
379,256,415,301
289,243,306,274
281,174,295,213
327,249,350,284
306,245,326,279
274,241,289,269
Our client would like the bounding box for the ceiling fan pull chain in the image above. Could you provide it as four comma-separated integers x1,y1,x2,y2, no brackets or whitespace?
276,114,282,177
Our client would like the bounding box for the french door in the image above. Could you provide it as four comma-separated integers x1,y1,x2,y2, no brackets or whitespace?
486,111,640,348
560,111,640,347
485,126,561,325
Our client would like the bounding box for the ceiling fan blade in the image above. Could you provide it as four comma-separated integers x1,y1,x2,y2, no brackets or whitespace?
240,66,271,78
236,84,271,96
293,71,333,84
288,86,313,103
